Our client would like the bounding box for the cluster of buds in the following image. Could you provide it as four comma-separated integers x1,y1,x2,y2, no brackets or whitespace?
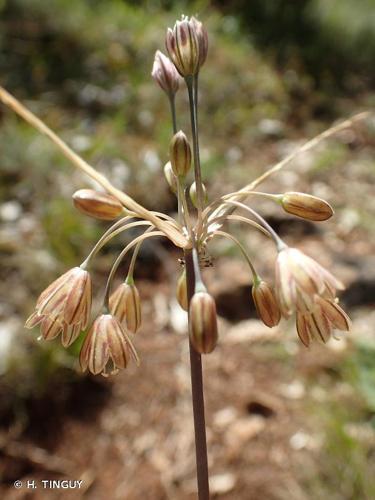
0,14,353,377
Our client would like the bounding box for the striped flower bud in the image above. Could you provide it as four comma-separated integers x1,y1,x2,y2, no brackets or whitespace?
79,314,139,377
170,131,191,177
176,269,188,311
189,291,218,354
164,161,178,194
166,17,200,77
280,192,334,222
73,189,124,220
190,17,208,69
25,266,92,347
109,280,142,334
151,50,180,96
252,279,281,328
189,181,207,208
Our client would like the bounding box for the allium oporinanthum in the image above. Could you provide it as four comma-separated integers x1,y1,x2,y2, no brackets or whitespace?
0,15,366,376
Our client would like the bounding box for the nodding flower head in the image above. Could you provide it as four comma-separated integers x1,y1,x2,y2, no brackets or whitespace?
80,314,139,377
166,17,200,77
152,50,180,96
25,266,92,347
275,247,350,346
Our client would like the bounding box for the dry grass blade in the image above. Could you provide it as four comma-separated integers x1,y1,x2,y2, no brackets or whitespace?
0,86,188,249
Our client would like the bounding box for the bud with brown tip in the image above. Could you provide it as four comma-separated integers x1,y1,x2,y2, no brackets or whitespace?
73,189,124,220
176,269,188,311
189,290,218,354
252,279,281,328
280,192,334,222
166,17,200,77
109,278,142,334
164,161,178,194
151,50,180,96
170,131,191,178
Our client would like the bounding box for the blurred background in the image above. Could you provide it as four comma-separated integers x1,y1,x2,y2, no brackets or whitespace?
0,0,374,498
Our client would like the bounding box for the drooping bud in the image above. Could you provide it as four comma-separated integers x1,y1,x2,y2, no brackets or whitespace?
189,181,207,208
151,50,180,96
190,17,208,69
252,279,281,328
73,189,124,220
170,131,191,177
164,161,178,194
176,269,188,311
189,291,218,354
109,279,142,334
166,18,200,77
79,313,139,376
280,192,334,222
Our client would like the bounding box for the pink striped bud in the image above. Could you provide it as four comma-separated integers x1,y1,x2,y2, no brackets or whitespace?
189,291,218,354
73,189,124,220
170,131,191,177
281,192,334,222
252,279,281,328
151,50,180,96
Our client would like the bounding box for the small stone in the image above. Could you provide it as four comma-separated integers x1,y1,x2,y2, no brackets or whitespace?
210,473,236,495
213,407,238,429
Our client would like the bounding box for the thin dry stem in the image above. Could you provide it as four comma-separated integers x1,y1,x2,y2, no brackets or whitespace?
0,86,188,249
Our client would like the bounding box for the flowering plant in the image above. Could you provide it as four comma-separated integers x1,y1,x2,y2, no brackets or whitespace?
0,15,368,498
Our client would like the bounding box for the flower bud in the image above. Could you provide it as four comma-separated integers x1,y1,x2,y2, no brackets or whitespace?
190,17,208,69
166,18,200,77
151,50,180,96
73,189,124,220
281,192,334,222
189,181,207,208
189,291,218,354
164,161,178,194
252,280,281,328
109,280,142,334
170,131,191,177
176,269,188,311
